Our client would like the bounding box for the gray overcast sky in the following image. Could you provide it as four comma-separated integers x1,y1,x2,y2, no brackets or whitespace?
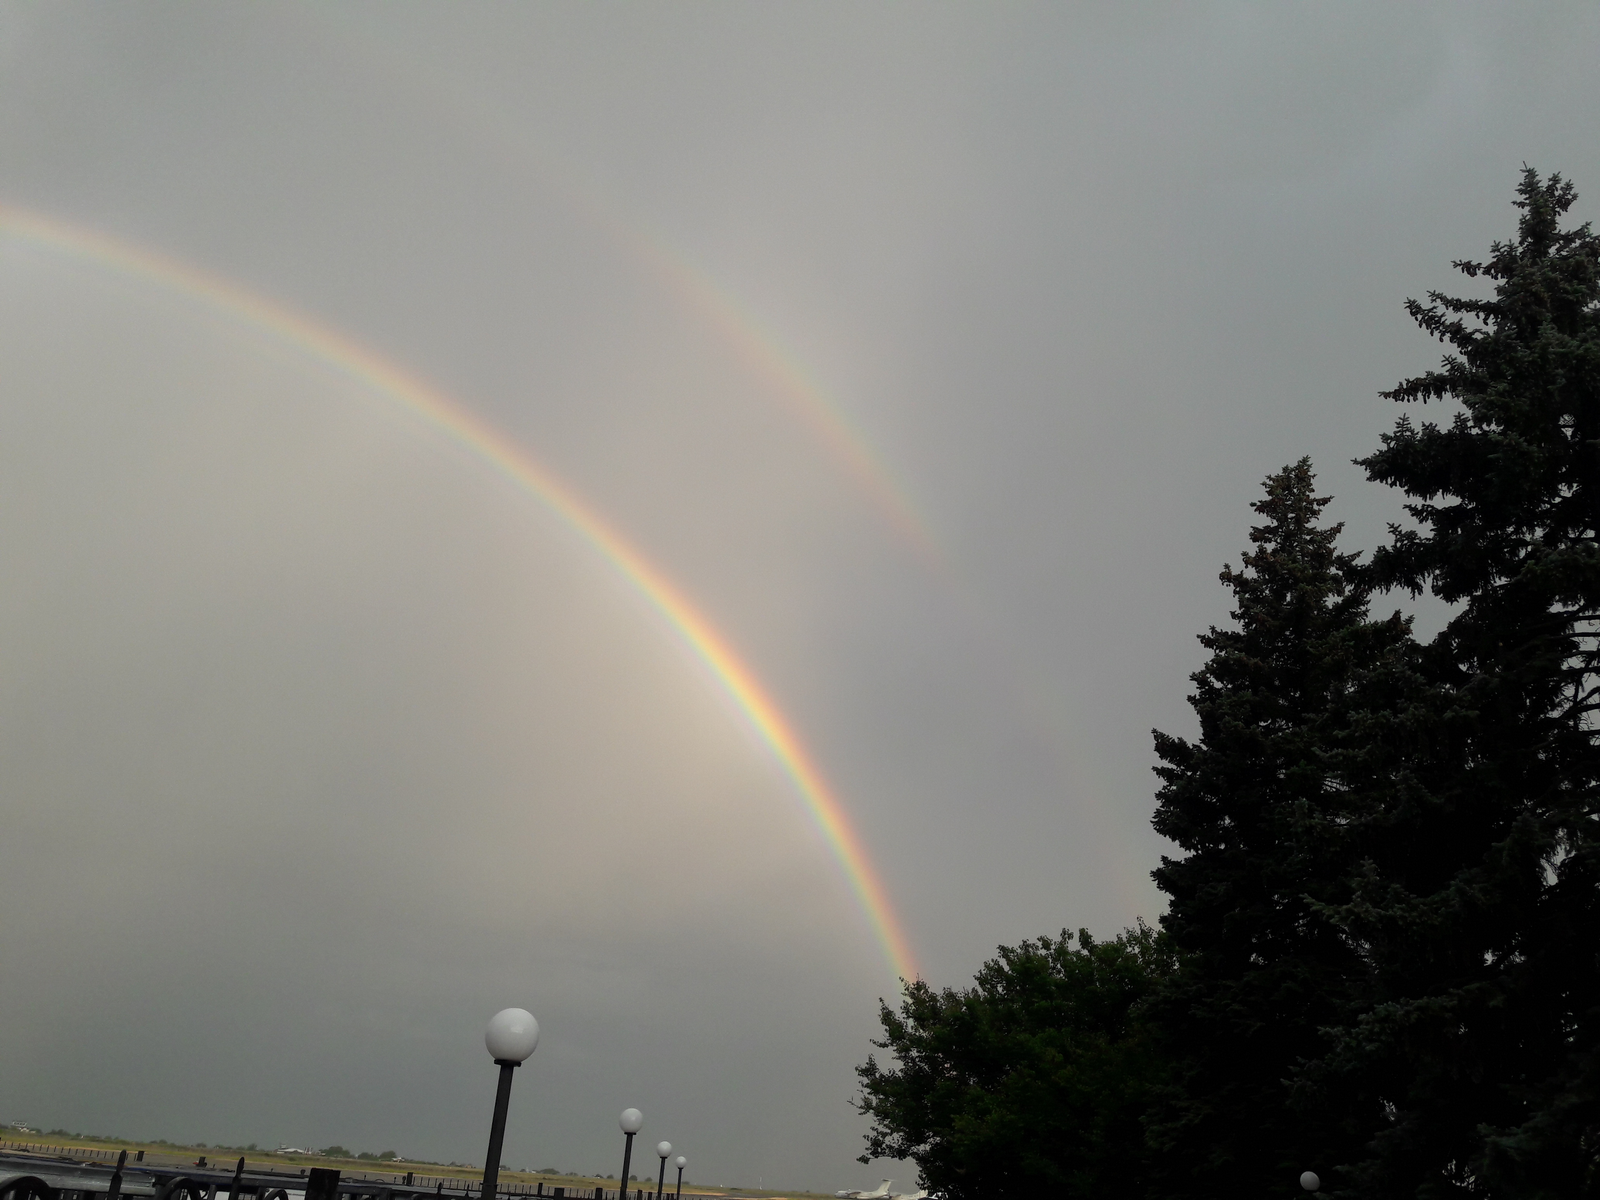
1,1,1597,1190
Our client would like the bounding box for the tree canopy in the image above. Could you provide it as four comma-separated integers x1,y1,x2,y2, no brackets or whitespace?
1323,167,1600,1198
1147,458,1411,1197
856,925,1170,1200
857,169,1600,1200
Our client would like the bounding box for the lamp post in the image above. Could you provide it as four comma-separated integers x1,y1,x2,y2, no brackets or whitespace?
618,1109,643,1200
654,1144,672,1200
481,1008,540,1200
673,1157,685,1200
1300,1172,1320,1193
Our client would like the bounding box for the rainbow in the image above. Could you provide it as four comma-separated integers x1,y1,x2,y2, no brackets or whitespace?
301,12,940,562
625,234,941,563
0,205,919,985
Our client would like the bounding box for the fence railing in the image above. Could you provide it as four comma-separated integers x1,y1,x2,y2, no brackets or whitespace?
0,1145,726,1200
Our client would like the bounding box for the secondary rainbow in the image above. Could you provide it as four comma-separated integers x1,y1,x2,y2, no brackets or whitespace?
627,232,942,563
0,205,919,986
284,9,939,559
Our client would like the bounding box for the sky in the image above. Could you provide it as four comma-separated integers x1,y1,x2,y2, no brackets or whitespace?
0,1,1597,1191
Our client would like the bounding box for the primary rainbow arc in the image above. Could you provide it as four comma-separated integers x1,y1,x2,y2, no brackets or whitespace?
0,205,919,986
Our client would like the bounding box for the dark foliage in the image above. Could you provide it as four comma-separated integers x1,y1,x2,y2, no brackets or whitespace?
1147,459,1414,1197
855,925,1172,1200
856,169,1600,1200
1318,168,1600,1199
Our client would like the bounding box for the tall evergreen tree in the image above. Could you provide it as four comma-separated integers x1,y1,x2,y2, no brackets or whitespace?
1148,459,1412,1197
1326,169,1600,1198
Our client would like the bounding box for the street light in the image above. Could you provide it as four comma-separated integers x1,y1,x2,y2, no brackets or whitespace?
1300,1172,1321,1193
481,1008,540,1200
654,1143,672,1200
673,1157,686,1200
618,1109,644,1200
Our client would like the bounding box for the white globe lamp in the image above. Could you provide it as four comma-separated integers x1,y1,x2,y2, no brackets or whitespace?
654,1142,673,1200
478,1008,539,1200
617,1109,644,1199
1301,1171,1321,1192
485,1008,540,1063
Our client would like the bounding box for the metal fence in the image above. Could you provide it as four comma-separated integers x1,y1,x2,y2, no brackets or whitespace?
0,1146,716,1200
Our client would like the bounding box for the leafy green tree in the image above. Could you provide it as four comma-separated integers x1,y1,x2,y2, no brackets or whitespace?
1147,459,1416,1197
1322,168,1600,1198
855,924,1171,1200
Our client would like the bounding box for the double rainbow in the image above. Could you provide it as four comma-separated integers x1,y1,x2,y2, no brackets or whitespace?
0,206,918,986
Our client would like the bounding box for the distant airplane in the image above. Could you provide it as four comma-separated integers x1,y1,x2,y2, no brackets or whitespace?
835,1182,893,1200
898,1190,929,1199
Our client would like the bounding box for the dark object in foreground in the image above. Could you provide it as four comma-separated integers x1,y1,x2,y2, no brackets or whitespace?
305,1169,341,1200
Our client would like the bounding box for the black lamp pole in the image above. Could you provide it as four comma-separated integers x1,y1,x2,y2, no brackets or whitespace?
655,1154,668,1200
619,1133,635,1200
481,1059,519,1200
675,1164,683,1200
480,1010,538,1200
